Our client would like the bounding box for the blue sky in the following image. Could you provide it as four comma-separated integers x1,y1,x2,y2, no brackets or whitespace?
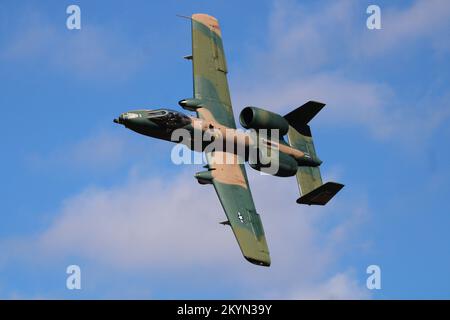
1,0,450,299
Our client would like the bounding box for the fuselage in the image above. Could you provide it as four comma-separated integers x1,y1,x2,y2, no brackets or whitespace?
114,109,321,171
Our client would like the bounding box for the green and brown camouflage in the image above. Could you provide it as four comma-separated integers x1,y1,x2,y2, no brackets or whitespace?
190,14,269,266
113,14,343,267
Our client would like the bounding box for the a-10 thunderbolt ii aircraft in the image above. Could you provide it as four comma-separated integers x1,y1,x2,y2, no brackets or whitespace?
114,14,344,266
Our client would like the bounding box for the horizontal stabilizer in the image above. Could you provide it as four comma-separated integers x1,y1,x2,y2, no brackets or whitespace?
297,182,344,206
284,101,325,136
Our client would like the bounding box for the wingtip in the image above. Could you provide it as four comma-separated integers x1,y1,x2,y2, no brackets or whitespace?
244,256,271,267
192,13,218,22
191,13,221,37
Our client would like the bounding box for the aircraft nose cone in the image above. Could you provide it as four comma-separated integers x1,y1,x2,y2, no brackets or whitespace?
114,115,124,124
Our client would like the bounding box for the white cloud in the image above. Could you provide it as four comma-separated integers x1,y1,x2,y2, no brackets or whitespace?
1,10,145,81
362,0,450,56
263,0,357,75
1,164,370,299
233,73,396,139
25,130,128,173
230,0,450,144
288,272,370,300
36,172,237,268
63,131,129,169
25,129,173,174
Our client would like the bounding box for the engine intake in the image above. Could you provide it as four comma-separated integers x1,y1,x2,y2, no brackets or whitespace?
239,107,289,136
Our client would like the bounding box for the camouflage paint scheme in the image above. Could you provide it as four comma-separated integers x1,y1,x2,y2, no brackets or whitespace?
190,14,270,266
113,14,343,267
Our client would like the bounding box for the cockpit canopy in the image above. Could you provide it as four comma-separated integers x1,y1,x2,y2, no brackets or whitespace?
147,109,191,128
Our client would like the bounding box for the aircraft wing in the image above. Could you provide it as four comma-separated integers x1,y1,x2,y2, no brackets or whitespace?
191,14,236,128
190,14,270,266
205,151,271,266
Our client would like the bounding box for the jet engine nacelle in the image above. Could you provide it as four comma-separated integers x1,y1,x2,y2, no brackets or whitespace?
239,106,289,136
249,151,298,177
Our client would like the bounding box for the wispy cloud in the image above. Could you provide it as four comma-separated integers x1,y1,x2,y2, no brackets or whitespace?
1,9,146,81
26,130,129,171
1,166,370,299
362,0,450,56
24,129,173,175
234,72,396,139
288,271,369,299
231,0,450,144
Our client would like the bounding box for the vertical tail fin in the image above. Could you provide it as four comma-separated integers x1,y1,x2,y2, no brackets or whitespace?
287,126,323,195
284,101,344,205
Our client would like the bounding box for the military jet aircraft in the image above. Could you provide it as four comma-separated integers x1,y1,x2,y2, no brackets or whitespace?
114,14,344,266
